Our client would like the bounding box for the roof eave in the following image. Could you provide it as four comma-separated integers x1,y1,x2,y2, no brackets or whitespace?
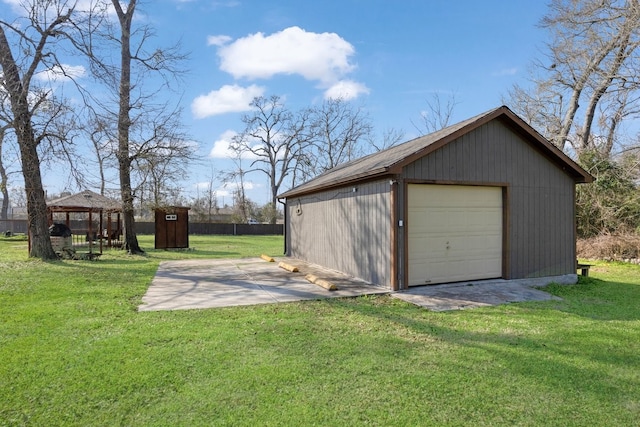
278,167,392,199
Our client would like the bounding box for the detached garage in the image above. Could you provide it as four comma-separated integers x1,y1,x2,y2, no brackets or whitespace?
278,106,593,291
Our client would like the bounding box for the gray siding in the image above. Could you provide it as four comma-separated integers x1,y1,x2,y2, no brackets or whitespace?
287,179,391,286
402,119,576,279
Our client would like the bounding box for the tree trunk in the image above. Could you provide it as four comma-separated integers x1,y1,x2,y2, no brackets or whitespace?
22,144,56,259
0,127,10,220
603,100,625,156
113,0,143,254
0,26,56,259
579,33,634,153
270,162,278,224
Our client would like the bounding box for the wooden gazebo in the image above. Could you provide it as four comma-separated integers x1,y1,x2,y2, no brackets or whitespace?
46,190,123,254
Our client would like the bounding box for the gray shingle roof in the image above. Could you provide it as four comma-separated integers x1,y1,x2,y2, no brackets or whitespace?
278,105,592,199
47,190,122,211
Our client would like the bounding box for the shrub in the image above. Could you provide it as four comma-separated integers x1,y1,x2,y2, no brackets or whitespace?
577,233,640,261
576,151,640,238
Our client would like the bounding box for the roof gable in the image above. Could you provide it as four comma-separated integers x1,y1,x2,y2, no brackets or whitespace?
279,106,593,199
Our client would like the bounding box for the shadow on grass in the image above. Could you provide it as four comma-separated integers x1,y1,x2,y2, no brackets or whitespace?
147,249,241,258
40,257,152,269
538,276,640,321
322,294,638,412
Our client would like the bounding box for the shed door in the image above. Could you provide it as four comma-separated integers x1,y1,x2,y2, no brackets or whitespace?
408,184,502,286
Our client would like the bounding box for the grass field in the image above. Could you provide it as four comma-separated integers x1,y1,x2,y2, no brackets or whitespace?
1,234,639,426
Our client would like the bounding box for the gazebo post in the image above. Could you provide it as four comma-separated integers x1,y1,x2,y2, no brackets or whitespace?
99,209,104,253
65,212,71,246
107,212,113,247
88,210,93,253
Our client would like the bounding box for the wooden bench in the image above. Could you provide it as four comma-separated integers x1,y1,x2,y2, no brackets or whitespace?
577,263,591,277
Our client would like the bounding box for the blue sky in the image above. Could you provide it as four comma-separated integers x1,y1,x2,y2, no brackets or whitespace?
4,0,551,206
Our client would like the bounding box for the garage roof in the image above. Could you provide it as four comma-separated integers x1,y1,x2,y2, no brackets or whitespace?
278,105,593,199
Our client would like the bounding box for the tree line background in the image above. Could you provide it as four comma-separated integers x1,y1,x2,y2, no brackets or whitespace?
1,0,639,260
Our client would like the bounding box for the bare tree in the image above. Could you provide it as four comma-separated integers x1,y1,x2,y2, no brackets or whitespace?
507,0,640,155
111,0,142,253
307,98,373,175
0,87,15,220
0,2,83,259
230,187,251,224
290,98,378,185
84,113,115,195
220,152,251,223
201,167,219,222
230,95,311,223
191,175,218,222
74,0,190,253
367,127,405,153
412,92,459,135
134,135,193,210
0,124,12,220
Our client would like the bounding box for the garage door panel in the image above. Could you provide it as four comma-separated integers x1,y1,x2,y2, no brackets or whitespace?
410,208,501,230
408,184,503,286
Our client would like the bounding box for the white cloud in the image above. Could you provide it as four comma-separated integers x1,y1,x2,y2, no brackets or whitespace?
194,181,214,190
210,1,241,8
191,84,264,118
216,180,258,201
323,80,370,100
209,130,238,158
492,67,518,77
209,130,264,162
2,0,21,10
207,35,232,46
195,179,258,204
35,64,86,83
200,27,368,104
216,188,231,197
218,26,356,85
221,181,256,191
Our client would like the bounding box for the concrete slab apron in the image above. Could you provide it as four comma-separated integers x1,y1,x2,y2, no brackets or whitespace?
139,257,570,312
138,257,388,311
393,277,568,312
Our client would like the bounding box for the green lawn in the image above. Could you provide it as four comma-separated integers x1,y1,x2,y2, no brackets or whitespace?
1,234,639,426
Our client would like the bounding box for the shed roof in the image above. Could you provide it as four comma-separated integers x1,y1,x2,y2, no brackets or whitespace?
278,105,593,199
47,190,122,212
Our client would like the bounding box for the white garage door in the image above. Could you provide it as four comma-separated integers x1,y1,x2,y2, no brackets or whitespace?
408,184,502,286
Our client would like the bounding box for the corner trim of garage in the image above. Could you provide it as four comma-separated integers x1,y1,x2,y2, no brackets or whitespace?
390,177,399,291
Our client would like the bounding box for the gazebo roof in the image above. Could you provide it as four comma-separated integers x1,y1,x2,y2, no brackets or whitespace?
48,190,122,213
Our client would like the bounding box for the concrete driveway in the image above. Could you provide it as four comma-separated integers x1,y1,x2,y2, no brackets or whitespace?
139,257,570,312
139,257,388,311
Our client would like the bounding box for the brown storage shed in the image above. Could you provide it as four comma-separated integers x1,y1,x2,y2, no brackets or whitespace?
278,106,593,291
155,207,190,249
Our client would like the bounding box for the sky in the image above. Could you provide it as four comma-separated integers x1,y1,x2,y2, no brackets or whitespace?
3,0,552,207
